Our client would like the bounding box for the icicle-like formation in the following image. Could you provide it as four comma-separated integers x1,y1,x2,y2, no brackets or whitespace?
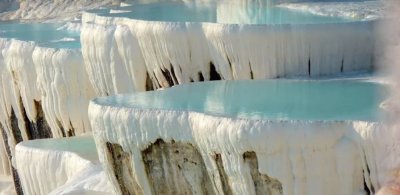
3,40,39,140
89,99,389,195
15,136,115,195
81,12,376,95
0,38,95,185
0,39,40,171
0,131,10,176
33,47,95,137
0,38,95,140
0,40,14,176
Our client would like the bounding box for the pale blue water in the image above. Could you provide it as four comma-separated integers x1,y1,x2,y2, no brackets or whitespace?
0,22,80,48
96,80,386,122
108,1,354,24
20,136,98,160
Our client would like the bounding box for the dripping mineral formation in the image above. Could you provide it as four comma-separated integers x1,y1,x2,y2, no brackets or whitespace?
0,0,397,195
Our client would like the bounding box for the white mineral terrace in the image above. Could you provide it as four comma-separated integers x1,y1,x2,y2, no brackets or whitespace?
88,79,398,195
0,22,93,194
81,0,378,96
15,136,114,195
0,0,392,194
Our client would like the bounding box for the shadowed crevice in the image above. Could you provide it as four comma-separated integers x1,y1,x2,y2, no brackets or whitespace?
198,72,205,82
56,119,66,137
249,62,254,79
145,72,154,91
66,123,75,137
161,68,175,87
170,65,179,85
29,101,52,139
362,154,374,195
212,153,233,195
227,57,232,70
308,57,311,76
341,58,344,73
210,62,222,81
10,108,23,144
17,98,52,140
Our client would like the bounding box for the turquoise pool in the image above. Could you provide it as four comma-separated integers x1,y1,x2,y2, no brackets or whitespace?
95,79,386,122
107,1,355,24
0,22,80,48
19,136,98,161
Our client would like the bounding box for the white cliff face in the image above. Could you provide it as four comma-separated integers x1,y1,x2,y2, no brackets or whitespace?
81,7,376,95
0,39,38,166
0,38,95,140
33,47,95,137
0,37,96,195
0,37,103,194
4,40,40,128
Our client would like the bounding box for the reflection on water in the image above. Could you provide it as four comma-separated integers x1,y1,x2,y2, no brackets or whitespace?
99,80,387,121
109,0,354,24
0,22,80,48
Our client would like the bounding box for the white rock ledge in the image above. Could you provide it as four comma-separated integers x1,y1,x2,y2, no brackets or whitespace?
88,80,396,195
81,5,378,95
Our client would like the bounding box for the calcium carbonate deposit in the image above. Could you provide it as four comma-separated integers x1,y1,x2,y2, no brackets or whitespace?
0,0,398,195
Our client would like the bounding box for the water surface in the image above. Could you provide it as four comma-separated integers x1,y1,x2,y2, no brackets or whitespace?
19,136,98,161
108,1,355,24
96,79,386,122
0,22,80,48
